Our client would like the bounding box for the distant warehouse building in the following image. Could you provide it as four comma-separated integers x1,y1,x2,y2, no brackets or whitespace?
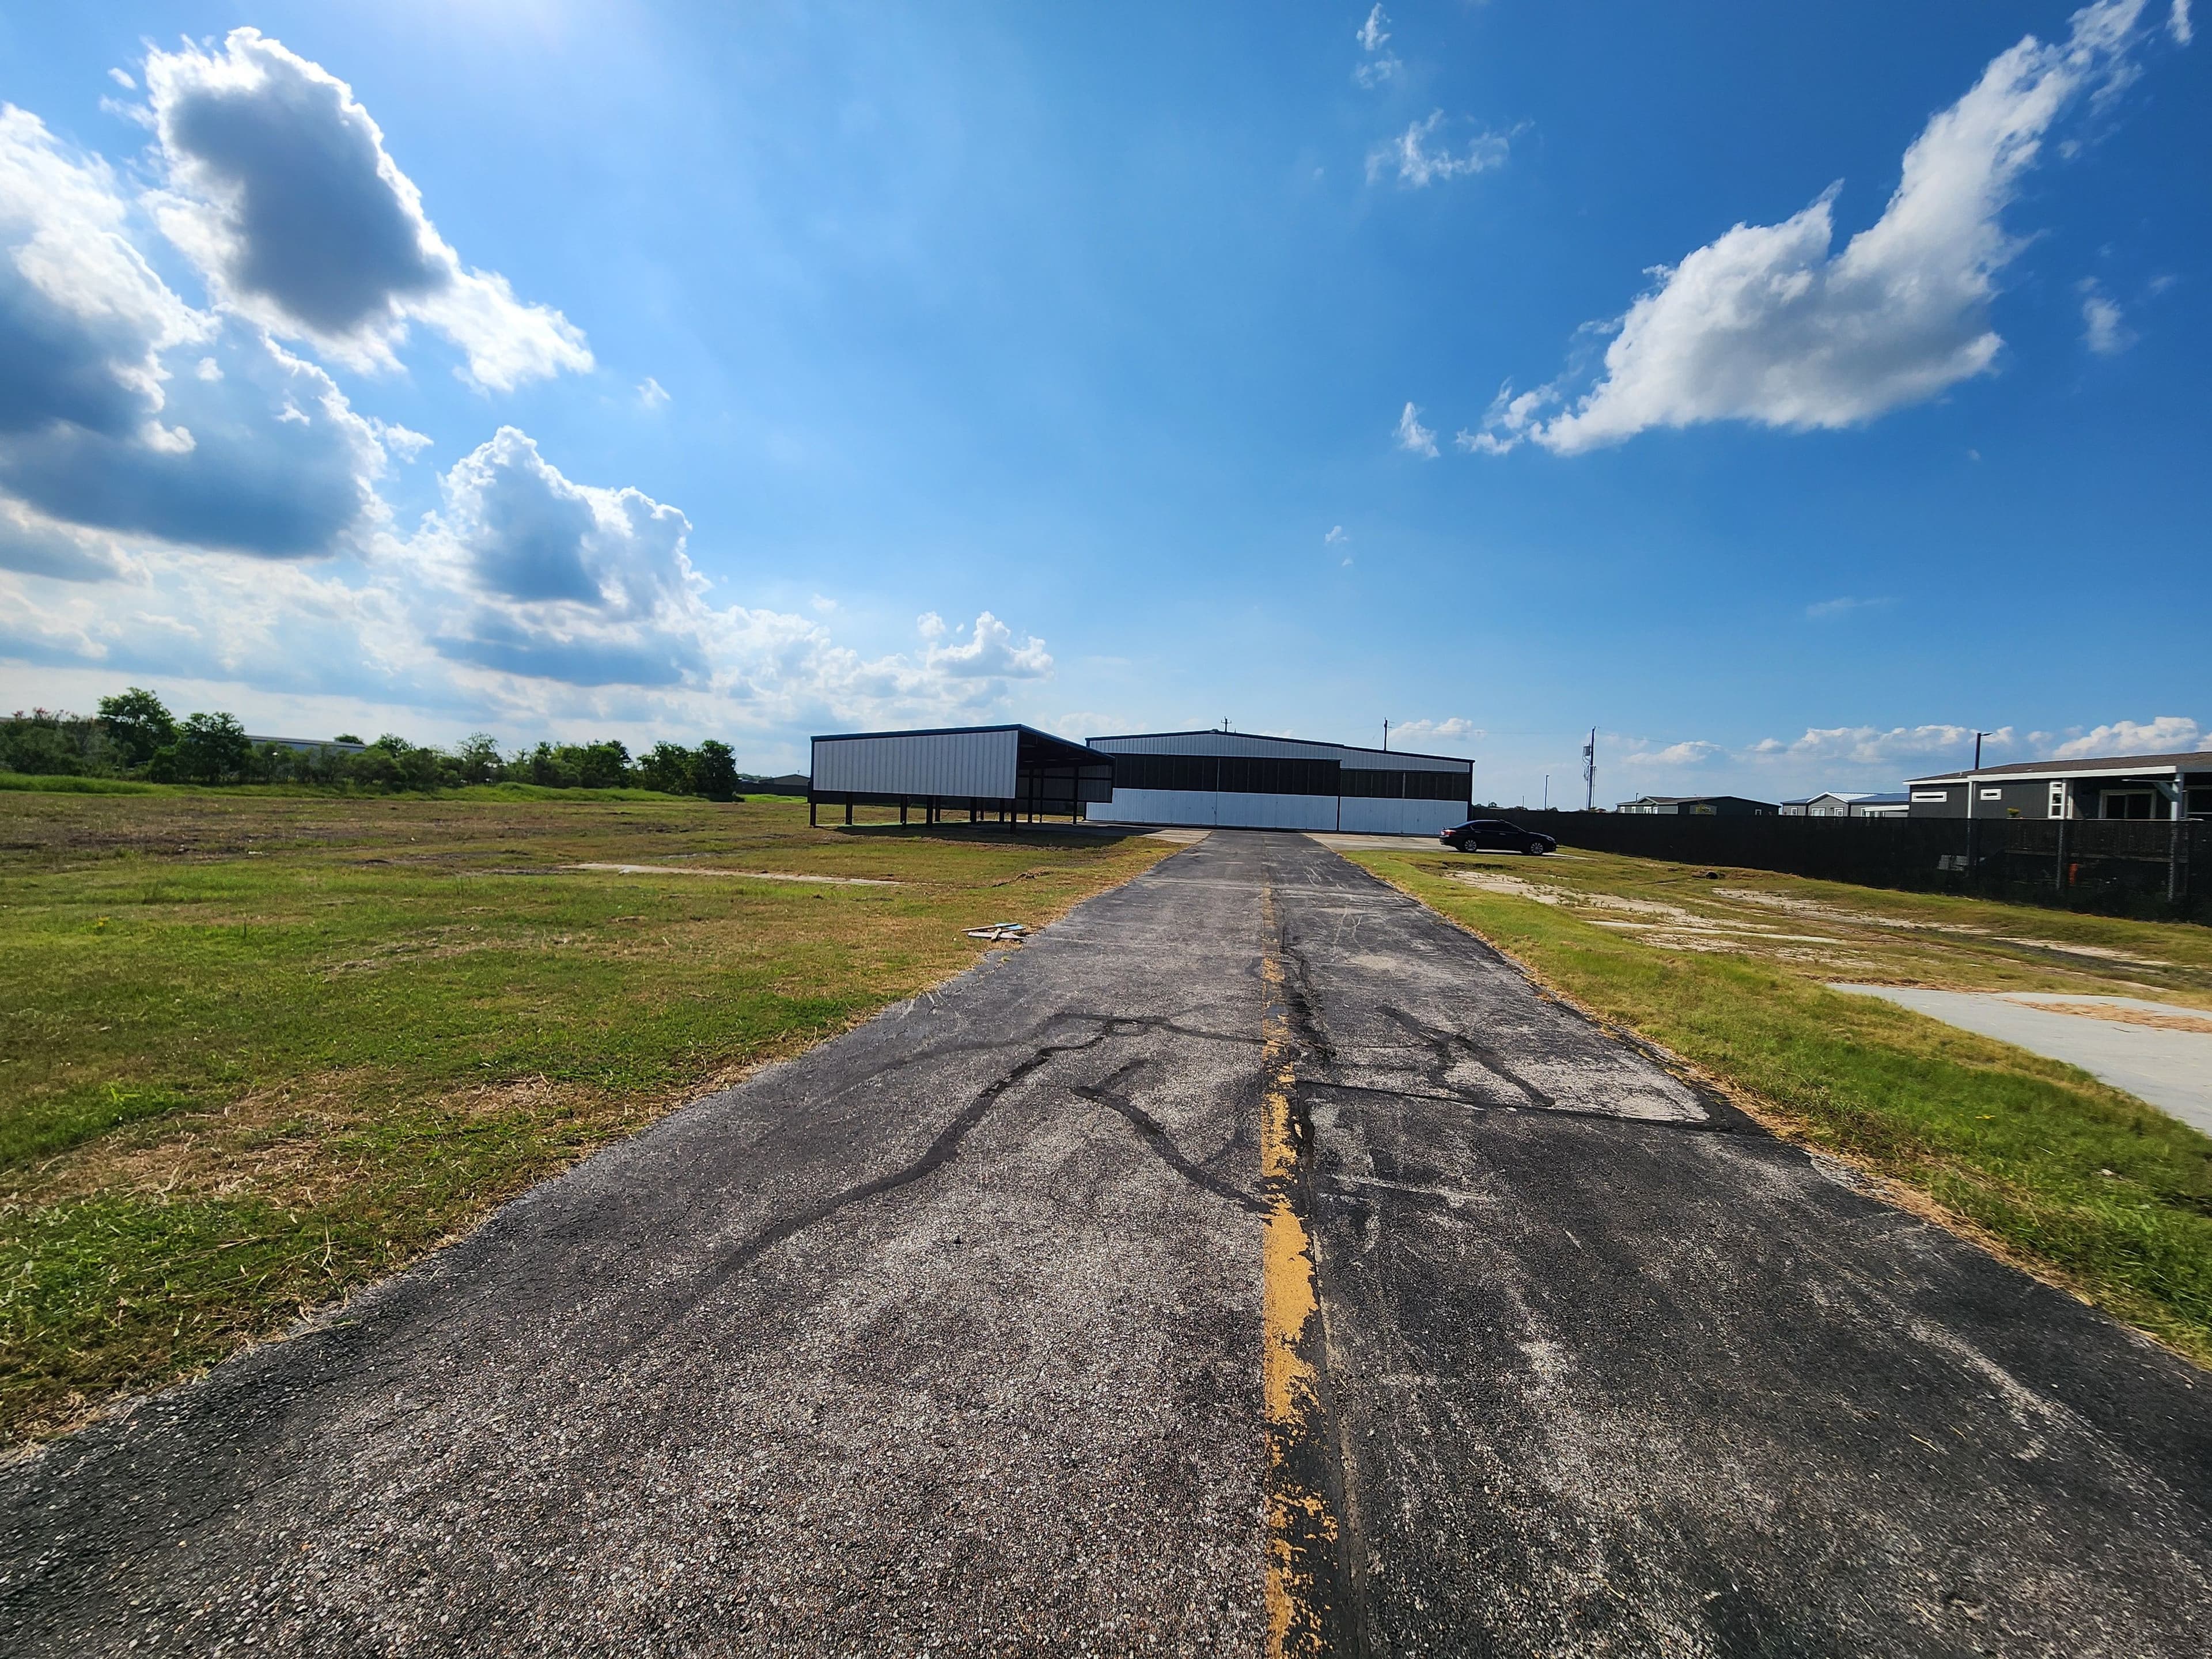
1616,794,1778,816
1085,729,1472,835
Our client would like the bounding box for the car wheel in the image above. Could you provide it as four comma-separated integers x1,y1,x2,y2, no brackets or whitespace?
1521,841,1543,854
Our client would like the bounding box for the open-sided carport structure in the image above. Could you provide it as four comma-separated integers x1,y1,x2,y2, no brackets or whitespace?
808,724,1114,826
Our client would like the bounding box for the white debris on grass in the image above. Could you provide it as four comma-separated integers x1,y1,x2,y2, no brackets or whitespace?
572,863,898,885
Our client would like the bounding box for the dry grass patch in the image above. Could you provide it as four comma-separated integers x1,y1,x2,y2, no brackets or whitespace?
0,789,1176,1442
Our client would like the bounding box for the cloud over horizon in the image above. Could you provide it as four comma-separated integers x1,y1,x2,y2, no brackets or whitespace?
0,37,1059,745
1601,712,2207,801
1470,0,2181,454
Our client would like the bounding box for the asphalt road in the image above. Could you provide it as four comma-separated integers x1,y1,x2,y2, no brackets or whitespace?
3,831,2207,1656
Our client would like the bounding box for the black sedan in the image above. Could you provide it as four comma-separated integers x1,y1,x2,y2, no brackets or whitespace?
1439,819,1556,855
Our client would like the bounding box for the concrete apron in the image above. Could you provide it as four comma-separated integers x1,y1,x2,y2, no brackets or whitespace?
1831,984,2212,1135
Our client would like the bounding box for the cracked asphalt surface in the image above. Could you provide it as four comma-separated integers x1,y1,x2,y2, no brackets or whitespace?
4,831,2209,1656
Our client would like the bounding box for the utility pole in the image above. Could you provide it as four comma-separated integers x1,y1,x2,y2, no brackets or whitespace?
1965,729,1991,886
1582,726,1596,812
1544,775,1550,809
1382,719,1389,752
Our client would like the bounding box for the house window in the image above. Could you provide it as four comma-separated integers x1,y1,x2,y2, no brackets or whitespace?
1979,787,2002,801
2102,790,2154,820
1911,790,1948,802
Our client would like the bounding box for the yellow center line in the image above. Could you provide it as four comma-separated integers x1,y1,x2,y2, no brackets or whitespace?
1259,883,1337,1657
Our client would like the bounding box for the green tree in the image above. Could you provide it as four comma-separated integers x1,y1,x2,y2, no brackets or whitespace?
454,733,505,786
524,743,576,788
574,741,632,790
175,711,253,784
97,688,177,771
0,713,86,776
637,741,696,795
357,734,448,793
692,739,738,801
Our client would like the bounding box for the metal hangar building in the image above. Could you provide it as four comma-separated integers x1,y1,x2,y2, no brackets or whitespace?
806,724,1474,835
1085,729,1472,834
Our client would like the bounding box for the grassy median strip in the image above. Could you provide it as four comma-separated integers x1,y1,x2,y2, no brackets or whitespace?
0,789,1176,1443
1347,847,2212,1365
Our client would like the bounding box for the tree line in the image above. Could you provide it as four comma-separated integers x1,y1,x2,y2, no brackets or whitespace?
0,689,767,800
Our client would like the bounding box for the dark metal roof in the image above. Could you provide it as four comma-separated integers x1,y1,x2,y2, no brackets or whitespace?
1621,794,1775,805
246,734,366,753
1907,749,2212,783
1084,728,1472,768
808,723,1099,767
811,722,1025,741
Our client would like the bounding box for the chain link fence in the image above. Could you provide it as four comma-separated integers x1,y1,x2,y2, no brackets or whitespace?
1496,812,2205,921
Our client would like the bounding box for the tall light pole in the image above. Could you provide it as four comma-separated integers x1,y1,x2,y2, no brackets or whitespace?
1582,726,1597,812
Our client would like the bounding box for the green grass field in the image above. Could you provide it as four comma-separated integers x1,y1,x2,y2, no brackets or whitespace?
1350,845,2212,1365
0,787,1174,1442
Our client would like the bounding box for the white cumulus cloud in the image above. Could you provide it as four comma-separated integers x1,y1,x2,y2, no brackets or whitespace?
1624,740,1723,768
410,427,707,687
1754,724,2001,766
1475,0,2177,454
0,107,392,577
2048,715,2202,758
143,29,591,391
1389,717,1481,747
917,611,1053,680
2,50,1060,752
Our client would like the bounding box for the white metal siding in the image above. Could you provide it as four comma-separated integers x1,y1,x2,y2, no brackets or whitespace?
1088,732,1467,773
1089,789,1341,831
810,729,1020,798
1337,797,1467,836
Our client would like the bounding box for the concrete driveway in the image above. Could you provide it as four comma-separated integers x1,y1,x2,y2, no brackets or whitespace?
3,832,2207,1656
1831,985,2212,1135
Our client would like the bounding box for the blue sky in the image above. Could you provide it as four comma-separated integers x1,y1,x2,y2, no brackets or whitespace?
1,1,2203,802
